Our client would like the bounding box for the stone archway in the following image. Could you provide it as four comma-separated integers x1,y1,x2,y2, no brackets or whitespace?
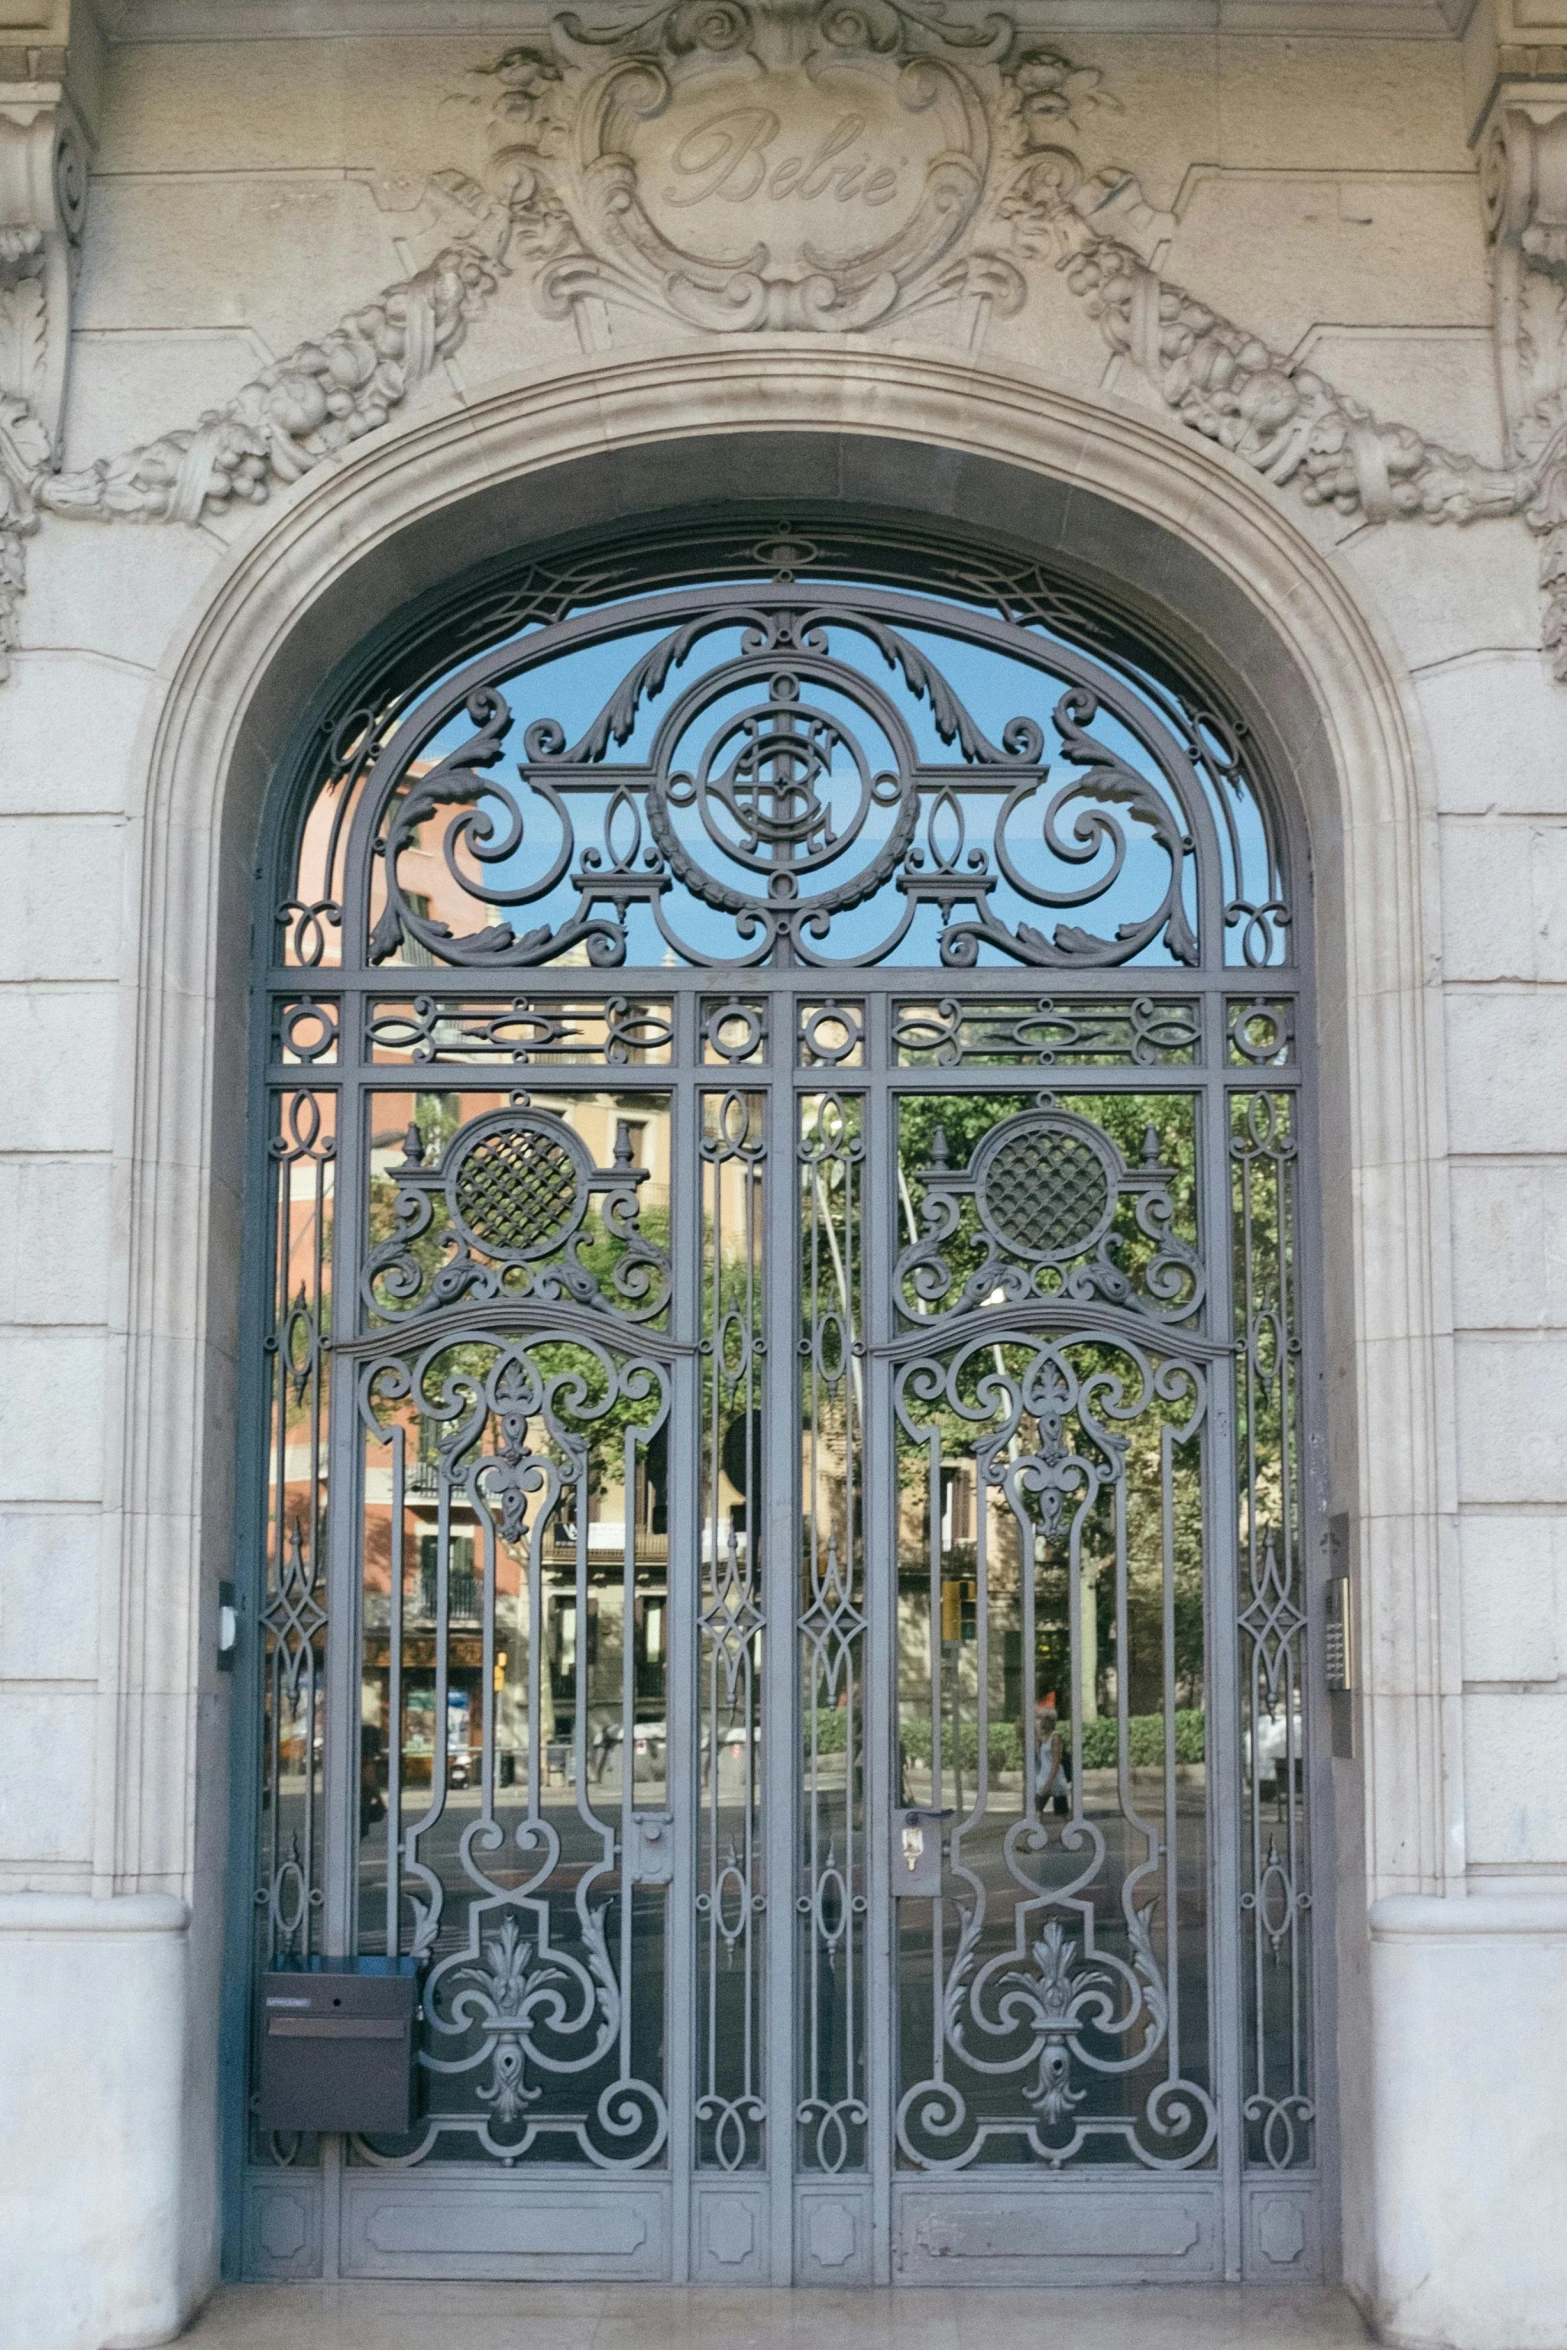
105,342,1454,2329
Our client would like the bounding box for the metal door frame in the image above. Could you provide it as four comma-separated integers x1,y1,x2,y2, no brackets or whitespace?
222,521,1336,2288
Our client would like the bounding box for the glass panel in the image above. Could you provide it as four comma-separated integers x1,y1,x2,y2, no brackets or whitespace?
368,997,674,1067
892,1091,1214,2170
281,705,392,967
893,1089,1203,1333
1232,1090,1313,2169
697,1089,767,2170
331,584,1289,973
355,1322,670,2167
252,1087,336,2163
797,1093,867,2174
894,997,1199,1069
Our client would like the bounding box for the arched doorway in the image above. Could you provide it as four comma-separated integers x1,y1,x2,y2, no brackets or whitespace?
235,502,1326,2286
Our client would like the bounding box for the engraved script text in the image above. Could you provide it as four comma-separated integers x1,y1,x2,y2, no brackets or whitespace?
662,109,902,210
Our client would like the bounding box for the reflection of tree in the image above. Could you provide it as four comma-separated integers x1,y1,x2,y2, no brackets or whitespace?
384,1334,666,1514
895,1090,1206,1729
1232,1095,1297,1575
367,1091,460,1262
897,1089,1199,1316
701,1131,764,1537
899,1340,1202,1726
1076,1400,1205,1716
799,1094,863,1569
897,1091,1027,1261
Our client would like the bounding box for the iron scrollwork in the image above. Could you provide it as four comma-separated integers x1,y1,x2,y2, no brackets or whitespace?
357,1328,672,2169
796,1092,869,2175
367,994,674,1067
697,1089,768,2171
892,994,1200,1068
352,585,1261,975
250,531,1316,2240
1232,1091,1314,2171
894,1329,1217,2172
254,1089,336,1979
362,1098,671,1325
895,1098,1204,1328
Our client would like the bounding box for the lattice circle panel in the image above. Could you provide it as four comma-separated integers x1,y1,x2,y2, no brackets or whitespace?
450,1123,584,1260
979,1125,1112,1260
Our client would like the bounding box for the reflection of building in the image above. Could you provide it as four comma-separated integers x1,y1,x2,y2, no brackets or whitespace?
353,1093,676,1806
358,1423,672,1794
296,760,530,968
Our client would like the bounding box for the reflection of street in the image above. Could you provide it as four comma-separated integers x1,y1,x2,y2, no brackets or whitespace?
351,1778,680,2161
896,1768,1211,2159
358,1778,661,1939
354,1755,762,1947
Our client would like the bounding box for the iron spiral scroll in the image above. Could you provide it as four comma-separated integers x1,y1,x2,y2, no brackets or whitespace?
341,582,1286,977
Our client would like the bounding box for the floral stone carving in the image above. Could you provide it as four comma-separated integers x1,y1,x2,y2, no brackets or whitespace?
1004,148,1531,528
1,6,1565,678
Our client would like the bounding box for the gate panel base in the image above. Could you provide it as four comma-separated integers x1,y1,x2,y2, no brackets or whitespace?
1244,2178,1323,2281
690,2182,769,2281
891,2179,1222,2285
243,2173,324,2281
342,2175,669,2280
795,2181,873,2284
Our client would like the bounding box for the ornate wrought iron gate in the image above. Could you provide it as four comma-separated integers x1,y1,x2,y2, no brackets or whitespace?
236,518,1325,2285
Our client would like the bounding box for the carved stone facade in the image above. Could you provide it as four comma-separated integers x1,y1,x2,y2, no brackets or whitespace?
5,8,1567,2350
8,3,1567,670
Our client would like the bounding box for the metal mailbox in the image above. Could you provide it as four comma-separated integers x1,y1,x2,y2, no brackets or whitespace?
257,1958,418,2137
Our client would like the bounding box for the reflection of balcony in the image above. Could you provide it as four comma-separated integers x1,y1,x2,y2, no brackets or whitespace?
420,1562,478,1620
552,1527,669,1565
406,1460,669,1566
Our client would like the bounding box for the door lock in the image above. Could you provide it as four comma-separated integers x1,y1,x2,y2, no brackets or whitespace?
894,1808,950,1897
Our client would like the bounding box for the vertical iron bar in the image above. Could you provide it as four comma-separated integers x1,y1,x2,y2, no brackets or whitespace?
1205,994,1247,2279
667,999,701,2277
764,1038,795,2277
621,1425,637,2086
385,1424,404,1957
321,1087,359,1963
863,1013,896,2280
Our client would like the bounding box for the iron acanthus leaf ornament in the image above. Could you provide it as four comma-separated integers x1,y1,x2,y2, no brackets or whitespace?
2,4,1566,676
